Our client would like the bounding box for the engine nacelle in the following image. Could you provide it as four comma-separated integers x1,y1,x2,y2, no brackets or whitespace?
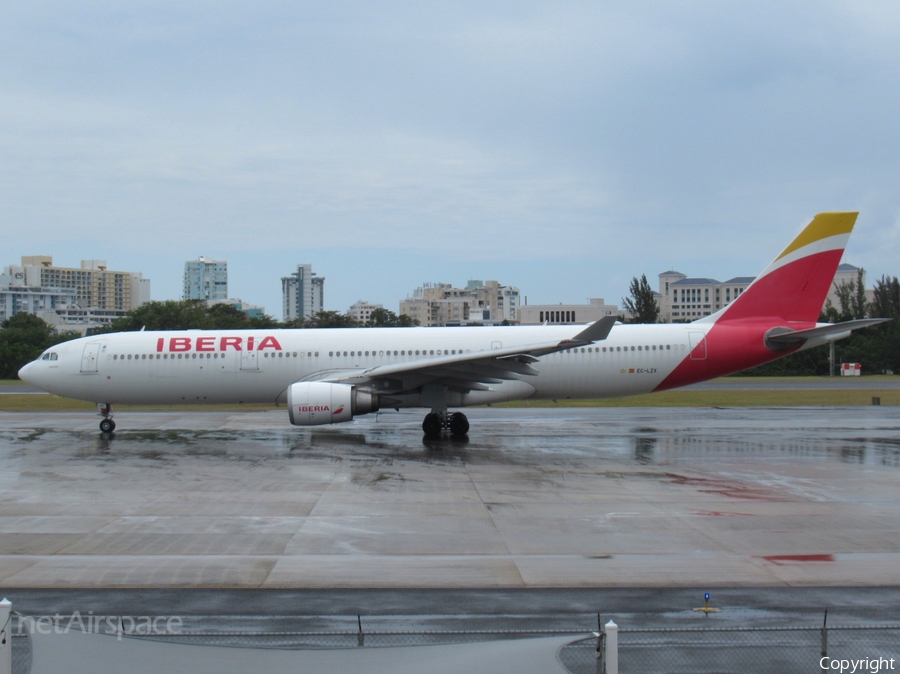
287,382,379,426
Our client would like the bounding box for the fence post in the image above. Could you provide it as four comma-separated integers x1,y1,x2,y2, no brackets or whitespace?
820,609,828,660
0,598,11,674
605,620,618,674
357,615,364,647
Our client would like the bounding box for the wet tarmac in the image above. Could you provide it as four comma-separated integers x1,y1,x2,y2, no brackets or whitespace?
1,407,899,591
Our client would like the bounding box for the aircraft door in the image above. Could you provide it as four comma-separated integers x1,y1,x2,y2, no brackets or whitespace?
80,342,102,373
688,331,708,360
241,348,259,371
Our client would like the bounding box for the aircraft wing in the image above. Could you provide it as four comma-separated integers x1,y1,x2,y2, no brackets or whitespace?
304,316,617,395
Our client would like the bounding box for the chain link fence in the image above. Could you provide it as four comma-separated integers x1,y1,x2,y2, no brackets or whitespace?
557,624,900,674
11,632,32,674
7,607,900,674
133,628,582,649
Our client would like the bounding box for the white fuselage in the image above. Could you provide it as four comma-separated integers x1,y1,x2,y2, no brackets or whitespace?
21,324,712,407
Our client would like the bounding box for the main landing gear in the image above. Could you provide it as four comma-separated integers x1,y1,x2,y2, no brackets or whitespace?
422,411,469,438
98,403,116,434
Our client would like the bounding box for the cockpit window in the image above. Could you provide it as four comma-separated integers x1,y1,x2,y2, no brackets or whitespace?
50,353,58,361
41,353,49,361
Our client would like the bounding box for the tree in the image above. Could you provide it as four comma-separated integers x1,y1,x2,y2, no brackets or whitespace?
365,308,400,327
302,311,359,328
364,308,419,327
824,268,868,322
870,275,900,321
622,274,660,324
0,314,80,379
100,300,281,332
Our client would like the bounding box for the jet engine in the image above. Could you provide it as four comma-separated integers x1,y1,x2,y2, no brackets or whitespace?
287,382,379,426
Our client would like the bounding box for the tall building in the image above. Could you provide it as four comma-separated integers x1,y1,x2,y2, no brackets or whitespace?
1,256,150,331
183,257,228,301
399,280,520,326
281,264,324,321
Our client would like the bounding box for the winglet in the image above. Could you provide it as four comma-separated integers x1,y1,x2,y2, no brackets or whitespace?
570,316,618,343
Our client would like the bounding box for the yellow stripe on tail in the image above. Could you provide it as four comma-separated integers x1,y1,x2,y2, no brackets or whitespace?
775,212,857,262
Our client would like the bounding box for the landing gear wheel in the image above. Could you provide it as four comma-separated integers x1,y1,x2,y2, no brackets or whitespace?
99,418,116,434
422,412,443,437
449,412,469,436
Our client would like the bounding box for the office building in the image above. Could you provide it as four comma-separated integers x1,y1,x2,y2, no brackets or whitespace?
519,298,620,325
1,256,150,331
658,263,867,323
399,280,520,327
282,264,324,321
183,257,228,301
348,300,383,324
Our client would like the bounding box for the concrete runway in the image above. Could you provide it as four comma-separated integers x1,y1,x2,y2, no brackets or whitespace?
1,407,899,590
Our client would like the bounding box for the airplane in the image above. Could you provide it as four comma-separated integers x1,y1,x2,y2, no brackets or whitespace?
18,212,888,437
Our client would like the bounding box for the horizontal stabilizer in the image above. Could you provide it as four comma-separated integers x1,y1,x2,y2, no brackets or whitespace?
765,318,890,350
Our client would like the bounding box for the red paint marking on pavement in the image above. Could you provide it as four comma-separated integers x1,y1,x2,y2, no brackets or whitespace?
760,554,835,566
691,510,755,517
665,473,788,501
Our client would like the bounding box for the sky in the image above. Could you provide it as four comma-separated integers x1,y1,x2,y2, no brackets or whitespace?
3,1,900,317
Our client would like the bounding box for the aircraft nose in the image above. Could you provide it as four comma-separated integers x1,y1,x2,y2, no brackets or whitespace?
18,360,36,385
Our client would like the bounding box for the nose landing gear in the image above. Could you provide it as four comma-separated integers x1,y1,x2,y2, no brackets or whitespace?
98,403,116,434
422,411,469,438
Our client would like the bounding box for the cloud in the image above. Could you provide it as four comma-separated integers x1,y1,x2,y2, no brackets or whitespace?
1,1,899,313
